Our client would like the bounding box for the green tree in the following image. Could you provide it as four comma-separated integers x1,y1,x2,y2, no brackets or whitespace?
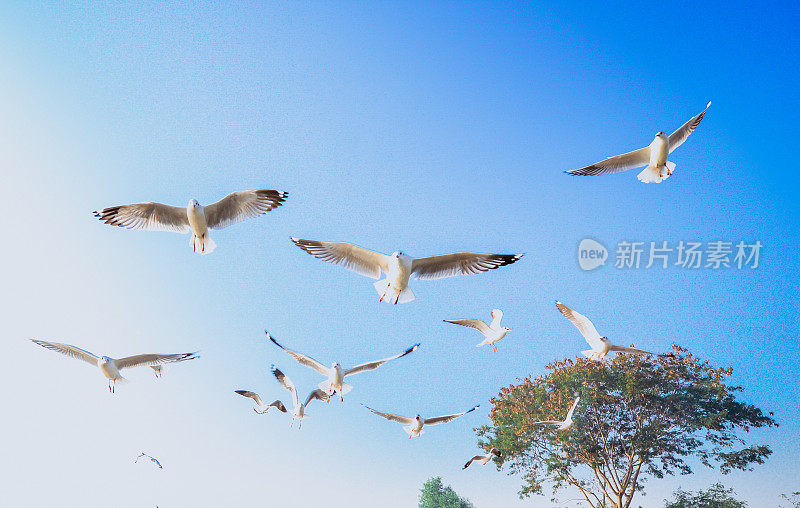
419,476,475,508
663,483,746,508
476,345,777,508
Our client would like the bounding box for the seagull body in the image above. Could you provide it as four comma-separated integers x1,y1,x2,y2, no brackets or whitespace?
554,301,653,360
566,102,710,183
363,404,479,438
290,238,522,304
270,365,327,429
234,390,288,414
532,397,581,431
31,340,198,392
463,448,501,469
135,452,163,469
444,309,510,352
267,331,420,402
94,189,287,254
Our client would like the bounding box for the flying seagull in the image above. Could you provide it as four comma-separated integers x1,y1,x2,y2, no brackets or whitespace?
532,396,581,431
94,189,288,254
290,238,522,304
135,452,163,469
267,331,420,402
270,365,327,429
363,404,479,438
566,102,711,183
463,448,501,469
554,301,653,360
31,339,198,393
444,309,510,352
234,390,288,414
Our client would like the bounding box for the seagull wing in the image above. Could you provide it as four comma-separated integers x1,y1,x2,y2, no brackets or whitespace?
268,400,288,413
424,405,479,426
668,101,711,154
266,331,328,376
490,309,503,328
443,319,490,335
565,396,581,421
344,343,420,376
31,340,99,366
271,365,299,409
531,420,562,426
204,190,287,230
362,405,414,424
235,390,264,407
115,352,198,370
609,345,653,355
93,202,189,233
290,238,391,279
555,301,604,350
411,253,522,280
303,389,328,408
565,146,651,176
463,456,484,469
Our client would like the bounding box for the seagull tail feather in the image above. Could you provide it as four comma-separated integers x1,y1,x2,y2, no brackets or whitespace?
637,163,673,183
401,425,416,436
373,280,415,304
191,233,216,255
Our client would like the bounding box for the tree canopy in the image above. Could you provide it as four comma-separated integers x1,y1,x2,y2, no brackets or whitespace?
780,492,800,508
419,476,475,508
663,483,746,508
476,345,776,508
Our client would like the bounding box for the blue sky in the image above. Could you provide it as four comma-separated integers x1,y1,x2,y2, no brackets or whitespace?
1,2,798,506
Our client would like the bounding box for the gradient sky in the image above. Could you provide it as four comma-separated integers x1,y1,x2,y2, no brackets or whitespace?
1,2,798,507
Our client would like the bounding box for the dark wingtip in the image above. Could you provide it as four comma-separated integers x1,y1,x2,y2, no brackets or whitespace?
265,331,281,347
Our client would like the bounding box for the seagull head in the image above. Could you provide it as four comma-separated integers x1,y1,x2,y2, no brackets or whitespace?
503,326,512,332
188,199,200,208
655,131,667,140
99,355,112,363
332,361,341,370
392,251,403,258
415,414,421,421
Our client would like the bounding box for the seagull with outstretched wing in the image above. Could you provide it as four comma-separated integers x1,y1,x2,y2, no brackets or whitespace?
234,390,288,415
135,452,163,469
363,404,479,438
269,365,327,429
31,339,198,393
94,189,287,254
291,238,522,304
532,396,581,431
463,448,501,469
267,331,419,402
554,301,653,360
444,309,511,352
566,102,710,183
